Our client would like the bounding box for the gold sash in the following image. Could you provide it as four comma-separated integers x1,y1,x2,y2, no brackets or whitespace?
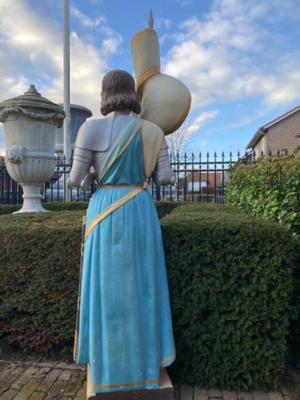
84,182,148,241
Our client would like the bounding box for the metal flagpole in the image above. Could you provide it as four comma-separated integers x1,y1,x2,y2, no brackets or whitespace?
63,0,71,201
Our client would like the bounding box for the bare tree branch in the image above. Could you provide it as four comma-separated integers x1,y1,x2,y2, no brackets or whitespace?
165,122,191,160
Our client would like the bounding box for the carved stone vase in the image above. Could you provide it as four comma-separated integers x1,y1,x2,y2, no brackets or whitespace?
0,85,65,212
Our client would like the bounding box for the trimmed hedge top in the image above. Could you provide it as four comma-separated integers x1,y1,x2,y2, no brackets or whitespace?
0,200,178,218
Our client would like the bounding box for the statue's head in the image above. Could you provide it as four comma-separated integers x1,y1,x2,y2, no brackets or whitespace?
100,70,141,116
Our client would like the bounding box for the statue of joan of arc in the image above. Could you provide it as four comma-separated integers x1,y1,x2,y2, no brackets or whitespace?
68,16,191,397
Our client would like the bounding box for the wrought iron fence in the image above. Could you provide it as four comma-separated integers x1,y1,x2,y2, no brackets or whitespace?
0,152,245,205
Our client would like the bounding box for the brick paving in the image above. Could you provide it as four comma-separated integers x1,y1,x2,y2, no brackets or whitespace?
0,361,86,400
0,360,299,400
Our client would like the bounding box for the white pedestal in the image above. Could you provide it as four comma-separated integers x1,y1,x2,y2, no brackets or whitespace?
14,184,48,213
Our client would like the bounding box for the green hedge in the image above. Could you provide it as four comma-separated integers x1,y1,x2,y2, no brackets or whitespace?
162,204,296,388
0,201,177,356
0,211,84,355
227,154,300,234
227,155,300,368
155,201,179,219
0,204,297,389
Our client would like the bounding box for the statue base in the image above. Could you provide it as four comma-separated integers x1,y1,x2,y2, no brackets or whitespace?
87,369,174,400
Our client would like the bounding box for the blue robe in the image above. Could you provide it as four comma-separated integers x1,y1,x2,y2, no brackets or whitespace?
74,118,175,393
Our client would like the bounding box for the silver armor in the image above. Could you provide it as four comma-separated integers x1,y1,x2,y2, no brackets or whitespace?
68,111,174,189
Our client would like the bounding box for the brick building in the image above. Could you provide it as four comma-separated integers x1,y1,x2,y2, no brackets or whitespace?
186,171,225,193
247,105,300,155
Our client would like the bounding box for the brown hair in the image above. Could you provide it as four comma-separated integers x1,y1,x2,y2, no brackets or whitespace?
100,70,141,116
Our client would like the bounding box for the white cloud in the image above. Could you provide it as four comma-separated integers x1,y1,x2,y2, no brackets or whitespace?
0,0,122,115
70,6,105,28
166,110,219,155
187,110,219,135
163,0,300,110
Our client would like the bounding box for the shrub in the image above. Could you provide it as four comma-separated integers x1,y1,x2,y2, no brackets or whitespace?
227,154,300,234
0,211,84,354
227,155,300,368
0,204,21,215
288,265,300,369
0,204,297,389
162,204,296,389
155,201,179,219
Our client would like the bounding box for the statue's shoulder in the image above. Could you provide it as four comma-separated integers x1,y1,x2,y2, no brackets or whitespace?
75,117,111,151
140,119,164,142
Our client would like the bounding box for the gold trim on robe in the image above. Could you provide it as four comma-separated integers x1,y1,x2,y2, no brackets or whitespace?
86,351,175,394
84,185,146,241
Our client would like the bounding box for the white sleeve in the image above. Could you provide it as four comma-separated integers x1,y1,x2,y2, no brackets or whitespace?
67,147,93,188
152,139,174,186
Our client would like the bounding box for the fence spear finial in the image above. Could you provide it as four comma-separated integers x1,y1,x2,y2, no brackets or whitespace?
148,9,154,29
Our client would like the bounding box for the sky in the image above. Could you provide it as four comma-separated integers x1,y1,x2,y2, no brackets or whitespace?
0,0,300,155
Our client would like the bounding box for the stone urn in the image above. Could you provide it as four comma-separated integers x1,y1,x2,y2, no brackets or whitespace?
0,85,65,212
